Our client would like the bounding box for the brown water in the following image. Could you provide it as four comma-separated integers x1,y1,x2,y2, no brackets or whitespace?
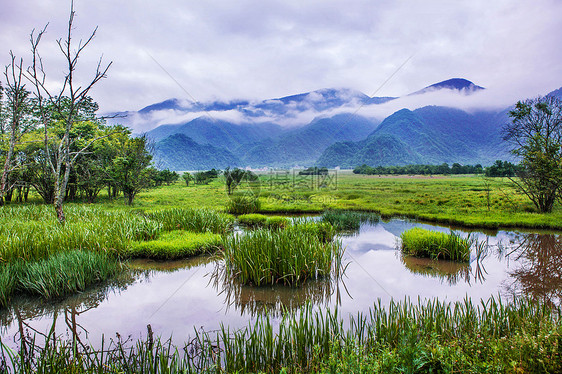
1,219,561,349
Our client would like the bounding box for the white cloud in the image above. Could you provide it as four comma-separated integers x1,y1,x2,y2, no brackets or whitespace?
0,0,560,118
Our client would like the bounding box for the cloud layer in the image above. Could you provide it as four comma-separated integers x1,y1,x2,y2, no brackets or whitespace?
1,0,561,118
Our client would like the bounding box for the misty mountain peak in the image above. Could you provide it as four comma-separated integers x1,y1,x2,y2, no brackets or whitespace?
411,78,485,95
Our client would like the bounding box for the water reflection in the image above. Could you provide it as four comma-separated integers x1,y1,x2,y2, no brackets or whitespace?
503,234,562,305
1,221,561,351
209,263,345,317
400,255,471,285
0,270,139,351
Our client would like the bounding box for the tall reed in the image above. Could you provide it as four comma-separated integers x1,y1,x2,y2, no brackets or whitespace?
0,206,160,262
0,250,121,306
321,209,380,231
222,227,342,286
2,297,560,373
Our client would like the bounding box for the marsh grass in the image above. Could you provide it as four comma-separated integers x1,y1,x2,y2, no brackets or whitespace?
400,228,472,262
128,230,222,260
145,208,233,234
288,219,337,243
222,226,342,286
321,209,380,231
226,195,261,214
237,214,291,230
237,213,268,227
0,206,160,262
0,251,121,306
2,297,560,373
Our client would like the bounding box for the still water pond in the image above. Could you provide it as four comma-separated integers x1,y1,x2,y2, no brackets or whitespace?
2,219,561,348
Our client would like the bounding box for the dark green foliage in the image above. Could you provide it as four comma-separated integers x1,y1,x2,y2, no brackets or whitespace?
112,134,155,205
182,172,193,186
321,209,380,231
354,163,484,175
484,160,519,177
194,169,222,185
154,169,180,186
223,167,258,195
400,228,472,262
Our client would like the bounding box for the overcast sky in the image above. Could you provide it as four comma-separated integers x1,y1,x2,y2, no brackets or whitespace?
1,0,561,114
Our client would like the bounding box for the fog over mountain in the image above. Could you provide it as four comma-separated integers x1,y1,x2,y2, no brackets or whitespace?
113,79,561,171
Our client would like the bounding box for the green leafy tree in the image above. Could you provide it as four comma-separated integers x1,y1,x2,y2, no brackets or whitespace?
503,96,562,213
224,167,249,195
182,172,193,186
0,54,34,206
112,135,154,205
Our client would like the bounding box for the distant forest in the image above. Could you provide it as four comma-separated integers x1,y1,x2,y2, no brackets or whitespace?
353,160,519,177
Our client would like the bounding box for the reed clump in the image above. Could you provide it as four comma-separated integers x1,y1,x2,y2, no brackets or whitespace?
226,195,261,214
128,230,222,260
0,250,121,306
321,209,380,231
237,213,268,227
400,228,472,262
0,205,160,262
222,226,342,286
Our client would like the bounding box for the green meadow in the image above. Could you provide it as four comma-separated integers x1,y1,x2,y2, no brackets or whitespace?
1,172,562,372
120,173,562,230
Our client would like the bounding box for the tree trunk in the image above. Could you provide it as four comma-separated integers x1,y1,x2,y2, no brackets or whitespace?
0,131,16,207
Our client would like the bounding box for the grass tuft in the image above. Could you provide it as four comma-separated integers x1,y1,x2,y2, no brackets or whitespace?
321,209,380,231
127,230,222,260
400,228,472,262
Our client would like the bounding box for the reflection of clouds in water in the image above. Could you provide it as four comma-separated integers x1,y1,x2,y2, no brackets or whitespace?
341,225,397,252
3,221,561,352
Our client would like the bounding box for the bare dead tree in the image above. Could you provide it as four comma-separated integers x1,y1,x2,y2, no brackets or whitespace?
1,52,32,206
25,1,112,223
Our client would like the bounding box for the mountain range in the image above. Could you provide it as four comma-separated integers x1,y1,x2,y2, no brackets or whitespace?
110,78,561,171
